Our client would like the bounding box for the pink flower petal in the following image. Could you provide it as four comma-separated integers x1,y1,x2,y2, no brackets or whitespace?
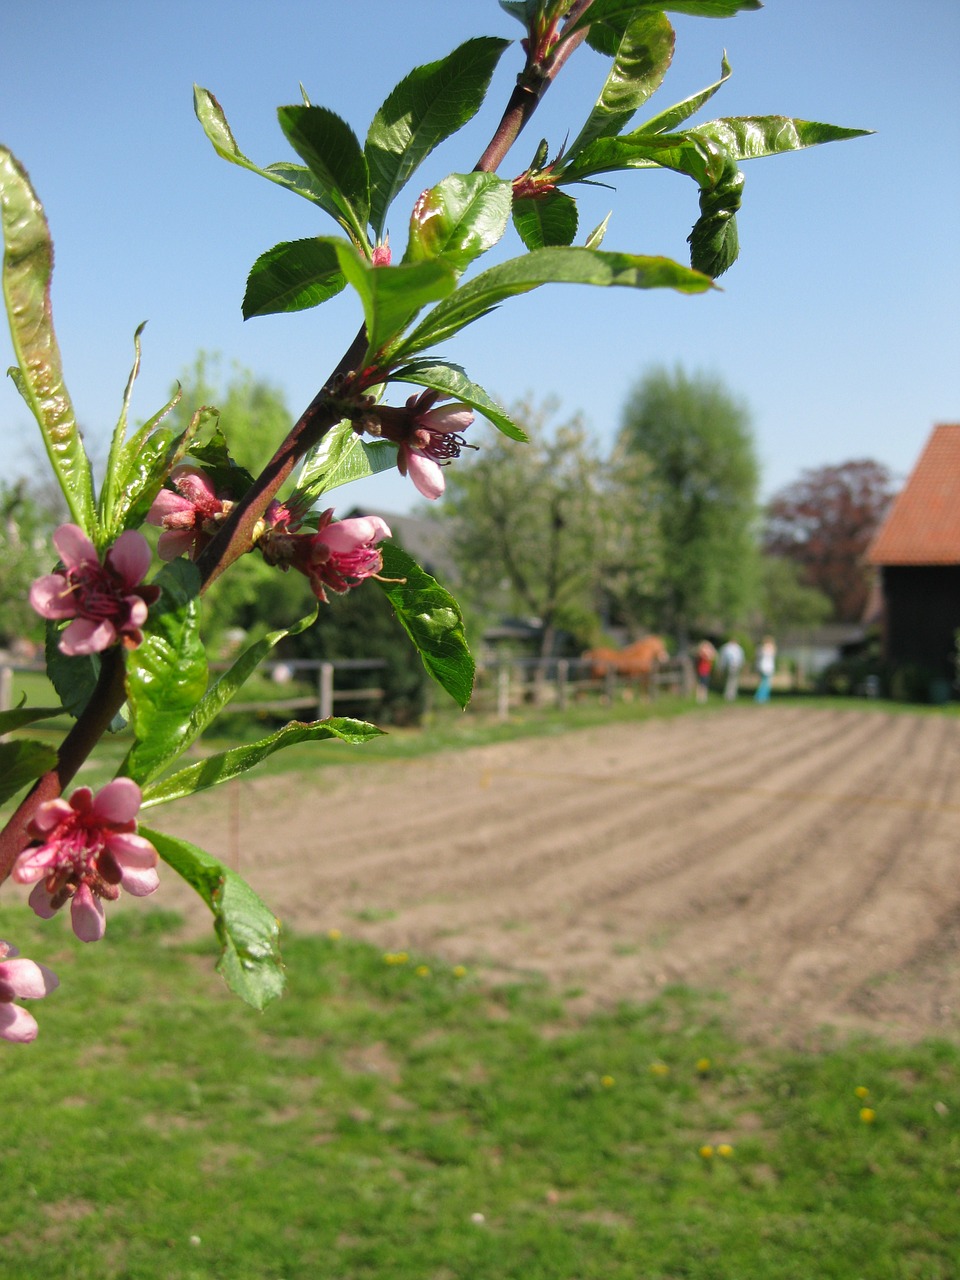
0,958,59,1000
406,451,445,500
53,524,99,570
119,865,160,897
27,882,58,919
320,517,392,553
0,1002,39,1044
422,404,474,434
171,465,218,506
28,797,75,835
61,616,117,656
147,490,194,526
157,528,197,561
106,529,152,587
29,573,76,621
90,777,142,825
105,831,156,868
12,845,58,885
70,885,106,942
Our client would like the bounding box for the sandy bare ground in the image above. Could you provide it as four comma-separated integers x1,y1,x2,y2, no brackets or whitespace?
152,706,960,1043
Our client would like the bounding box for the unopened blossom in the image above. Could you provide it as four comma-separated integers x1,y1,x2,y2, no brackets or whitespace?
371,241,392,266
0,940,59,1044
400,390,474,500
146,465,232,561
258,503,391,603
15,778,160,943
29,524,159,656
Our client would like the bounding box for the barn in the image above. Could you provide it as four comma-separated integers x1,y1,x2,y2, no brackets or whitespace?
868,423,960,699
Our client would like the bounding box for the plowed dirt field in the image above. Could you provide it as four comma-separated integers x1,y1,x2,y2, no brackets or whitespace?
157,706,960,1042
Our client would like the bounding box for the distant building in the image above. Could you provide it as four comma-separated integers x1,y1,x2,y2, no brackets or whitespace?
868,423,960,692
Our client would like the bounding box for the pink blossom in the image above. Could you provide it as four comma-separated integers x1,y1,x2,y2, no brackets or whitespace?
0,940,59,1044
371,242,392,266
259,505,391,603
146,465,232,561
29,524,160,655
15,778,160,943
398,391,474,500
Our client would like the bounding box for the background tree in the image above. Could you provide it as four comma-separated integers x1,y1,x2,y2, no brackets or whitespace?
756,556,833,636
0,479,60,647
617,366,760,639
763,460,896,622
440,400,661,657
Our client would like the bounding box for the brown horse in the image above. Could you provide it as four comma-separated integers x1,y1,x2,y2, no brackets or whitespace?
582,635,668,679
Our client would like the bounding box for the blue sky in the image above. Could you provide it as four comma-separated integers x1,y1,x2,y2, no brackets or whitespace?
1,1,958,517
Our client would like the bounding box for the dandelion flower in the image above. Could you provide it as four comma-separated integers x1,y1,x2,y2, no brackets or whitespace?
696,1057,712,1074
854,1085,870,1099
601,1075,615,1088
860,1107,876,1124
699,1145,715,1159
453,965,467,979
717,1144,734,1158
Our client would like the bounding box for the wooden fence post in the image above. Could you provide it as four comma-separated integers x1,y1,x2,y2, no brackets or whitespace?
496,665,510,721
556,659,568,710
318,662,334,720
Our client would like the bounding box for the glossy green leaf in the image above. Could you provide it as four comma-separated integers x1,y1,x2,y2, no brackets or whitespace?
568,13,675,157
277,105,371,246
390,360,527,442
124,560,207,785
141,718,383,807
175,609,319,749
110,401,212,534
100,322,148,535
688,155,743,277
691,115,874,161
394,246,714,358
143,827,285,1010
498,0,538,26
44,623,100,720
576,0,761,50
194,88,344,226
404,172,512,274
322,237,458,361
0,147,96,536
637,53,732,135
243,238,346,319
0,703,61,734
181,415,256,502
377,544,474,709
0,739,58,805
295,420,398,505
584,213,612,249
560,130,723,186
366,37,510,238
512,190,579,250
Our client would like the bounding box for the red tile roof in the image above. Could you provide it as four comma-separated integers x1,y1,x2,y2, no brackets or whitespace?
868,424,960,565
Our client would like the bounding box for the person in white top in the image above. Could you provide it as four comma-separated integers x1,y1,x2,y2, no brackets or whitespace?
754,636,777,704
717,638,745,701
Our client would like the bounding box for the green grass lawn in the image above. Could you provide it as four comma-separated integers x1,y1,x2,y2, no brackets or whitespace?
0,907,956,1280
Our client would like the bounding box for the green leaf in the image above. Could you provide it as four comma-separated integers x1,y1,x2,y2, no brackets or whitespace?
560,130,724,186
0,739,58,805
175,609,319,748
277,105,371,246
575,0,761,48
140,718,383,807
584,213,612,249
321,237,458,361
123,560,207,785
394,246,714,358
691,115,874,161
513,190,579,250
0,147,97,536
44,623,100,720
687,155,743,278
193,88,345,226
404,172,512,274
110,401,211,533
568,13,675,157
181,414,257,501
295,420,398,505
243,238,346,319
390,360,528,442
0,701,62,735
365,37,510,238
636,52,732,135
100,322,148,536
499,0,538,26
143,827,285,1011
376,544,474,709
